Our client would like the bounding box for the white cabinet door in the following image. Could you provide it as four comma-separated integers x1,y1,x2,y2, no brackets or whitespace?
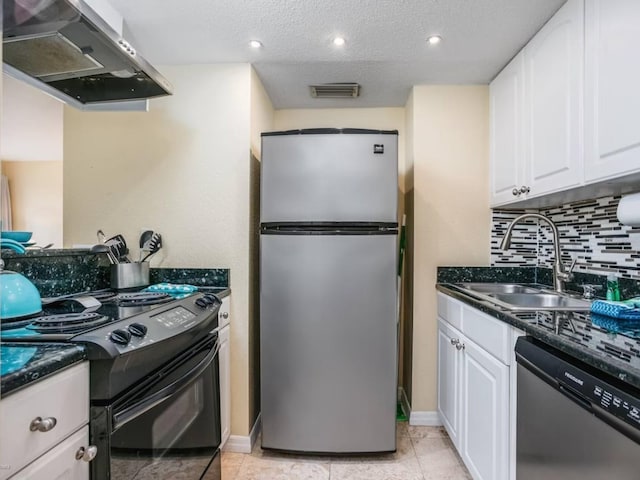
523,0,584,196
584,0,640,182
218,324,231,448
437,319,462,448
11,427,91,480
490,52,526,206
460,340,510,480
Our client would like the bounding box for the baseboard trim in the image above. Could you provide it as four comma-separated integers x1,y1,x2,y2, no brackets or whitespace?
399,387,411,420
409,411,442,426
222,413,262,453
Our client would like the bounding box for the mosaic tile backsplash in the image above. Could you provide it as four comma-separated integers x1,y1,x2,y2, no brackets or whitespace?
491,195,640,280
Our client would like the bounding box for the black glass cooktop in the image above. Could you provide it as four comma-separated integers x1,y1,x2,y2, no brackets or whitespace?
0,289,187,339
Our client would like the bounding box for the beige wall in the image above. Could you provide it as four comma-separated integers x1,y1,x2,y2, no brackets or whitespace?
409,85,490,412
248,68,274,427
402,90,415,401
0,161,63,246
64,63,258,436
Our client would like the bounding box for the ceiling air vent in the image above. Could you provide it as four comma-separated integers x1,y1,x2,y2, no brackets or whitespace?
310,83,360,98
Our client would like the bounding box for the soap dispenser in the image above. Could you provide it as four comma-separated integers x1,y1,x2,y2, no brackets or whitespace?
606,274,620,301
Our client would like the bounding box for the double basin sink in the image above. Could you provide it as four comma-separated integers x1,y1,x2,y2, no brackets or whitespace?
455,283,592,312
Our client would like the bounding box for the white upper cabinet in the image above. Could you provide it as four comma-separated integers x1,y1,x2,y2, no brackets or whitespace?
584,0,640,182
490,53,525,205
524,0,584,195
490,0,584,207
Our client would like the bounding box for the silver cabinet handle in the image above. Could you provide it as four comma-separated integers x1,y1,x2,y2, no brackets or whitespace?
75,445,98,462
450,338,460,346
512,188,520,197
456,343,465,351
519,186,530,195
221,312,229,319
29,416,57,432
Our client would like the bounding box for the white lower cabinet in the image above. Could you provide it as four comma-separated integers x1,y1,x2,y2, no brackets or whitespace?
11,427,90,480
437,320,462,448
460,339,509,480
0,362,91,480
218,296,231,448
437,293,514,480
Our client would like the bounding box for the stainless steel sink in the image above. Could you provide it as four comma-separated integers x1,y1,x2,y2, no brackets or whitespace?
488,293,592,311
460,283,542,294
455,283,592,311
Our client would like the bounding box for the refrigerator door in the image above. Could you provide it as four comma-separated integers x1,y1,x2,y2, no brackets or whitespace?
260,131,398,224
260,232,398,453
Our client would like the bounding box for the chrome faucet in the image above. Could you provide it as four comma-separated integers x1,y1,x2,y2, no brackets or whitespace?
500,213,576,293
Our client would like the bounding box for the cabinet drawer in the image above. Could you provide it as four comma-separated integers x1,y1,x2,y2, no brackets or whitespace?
0,362,89,480
461,305,511,365
437,293,463,330
11,427,90,480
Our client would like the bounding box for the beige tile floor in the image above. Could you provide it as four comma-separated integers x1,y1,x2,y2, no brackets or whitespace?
221,423,472,480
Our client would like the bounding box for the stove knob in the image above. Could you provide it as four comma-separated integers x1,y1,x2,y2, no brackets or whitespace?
128,323,148,337
110,329,131,346
204,293,221,305
202,296,214,305
195,298,208,308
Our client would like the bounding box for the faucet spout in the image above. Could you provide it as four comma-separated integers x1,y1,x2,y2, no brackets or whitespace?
500,213,573,293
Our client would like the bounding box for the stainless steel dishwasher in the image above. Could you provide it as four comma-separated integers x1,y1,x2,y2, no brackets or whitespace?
515,337,640,479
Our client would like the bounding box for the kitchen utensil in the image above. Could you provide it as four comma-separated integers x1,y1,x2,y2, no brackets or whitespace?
0,244,42,320
90,244,119,264
27,243,54,250
0,231,32,242
111,262,150,289
139,230,154,261
140,233,162,262
106,234,130,263
97,229,106,244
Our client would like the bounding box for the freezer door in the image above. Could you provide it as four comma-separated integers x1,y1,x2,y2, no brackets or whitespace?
260,233,398,453
260,133,398,223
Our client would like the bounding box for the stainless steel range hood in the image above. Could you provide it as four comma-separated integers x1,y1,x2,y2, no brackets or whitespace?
2,0,172,107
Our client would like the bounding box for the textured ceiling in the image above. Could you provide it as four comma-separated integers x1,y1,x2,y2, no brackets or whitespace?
109,0,567,108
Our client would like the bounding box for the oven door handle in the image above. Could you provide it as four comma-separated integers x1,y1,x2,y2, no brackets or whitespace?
113,340,220,430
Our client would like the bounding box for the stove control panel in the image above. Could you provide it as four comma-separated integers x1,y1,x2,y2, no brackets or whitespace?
80,293,220,355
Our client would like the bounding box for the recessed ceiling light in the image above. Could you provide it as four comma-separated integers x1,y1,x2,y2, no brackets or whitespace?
249,40,263,49
427,35,442,45
333,36,346,47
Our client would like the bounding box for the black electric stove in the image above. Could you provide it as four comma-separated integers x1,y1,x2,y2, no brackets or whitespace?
0,288,222,401
1,287,224,480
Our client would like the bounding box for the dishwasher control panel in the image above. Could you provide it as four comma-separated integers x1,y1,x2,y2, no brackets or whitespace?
516,337,640,433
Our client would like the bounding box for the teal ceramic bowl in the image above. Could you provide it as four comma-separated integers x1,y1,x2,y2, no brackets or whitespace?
0,231,32,243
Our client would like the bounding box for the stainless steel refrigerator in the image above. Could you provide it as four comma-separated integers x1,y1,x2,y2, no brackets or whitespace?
260,128,398,454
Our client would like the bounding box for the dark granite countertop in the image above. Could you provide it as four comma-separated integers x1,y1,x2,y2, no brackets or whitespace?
437,281,640,392
1,343,87,397
199,287,231,299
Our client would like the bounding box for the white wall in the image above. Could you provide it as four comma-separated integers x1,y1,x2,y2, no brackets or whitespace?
1,75,63,162
64,63,257,436
1,75,64,244
409,85,491,413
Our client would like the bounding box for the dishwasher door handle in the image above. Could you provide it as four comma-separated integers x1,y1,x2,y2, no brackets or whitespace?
558,383,593,411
